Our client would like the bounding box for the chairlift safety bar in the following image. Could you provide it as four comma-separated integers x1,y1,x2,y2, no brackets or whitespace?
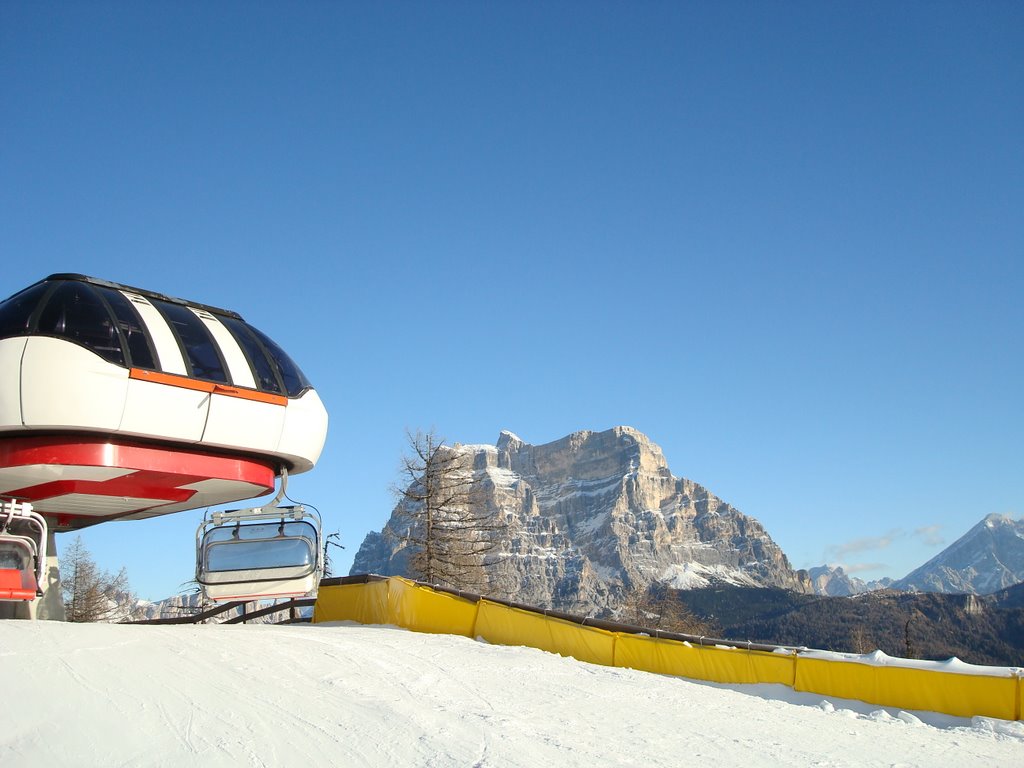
209,504,310,526
197,503,322,557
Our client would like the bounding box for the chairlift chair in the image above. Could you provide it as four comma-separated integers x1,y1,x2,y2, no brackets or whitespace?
0,500,47,602
196,501,324,602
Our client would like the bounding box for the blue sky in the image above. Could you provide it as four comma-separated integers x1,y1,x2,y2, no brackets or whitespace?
2,3,1021,600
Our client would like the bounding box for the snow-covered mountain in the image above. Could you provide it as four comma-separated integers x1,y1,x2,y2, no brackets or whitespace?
894,514,1024,595
353,426,811,613
807,565,892,596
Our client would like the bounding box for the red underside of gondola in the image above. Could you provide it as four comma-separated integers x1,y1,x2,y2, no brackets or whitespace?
0,436,277,531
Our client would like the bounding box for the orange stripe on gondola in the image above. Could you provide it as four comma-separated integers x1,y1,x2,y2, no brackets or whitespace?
129,368,214,392
129,369,287,406
211,384,288,407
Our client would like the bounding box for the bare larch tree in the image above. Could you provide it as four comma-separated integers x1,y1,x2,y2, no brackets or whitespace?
60,536,141,623
389,429,503,593
619,580,714,636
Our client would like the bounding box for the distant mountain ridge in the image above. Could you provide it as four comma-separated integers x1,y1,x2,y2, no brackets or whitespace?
351,426,1022,617
805,565,892,597
135,593,305,623
352,426,811,614
804,514,1024,598
893,513,1024,594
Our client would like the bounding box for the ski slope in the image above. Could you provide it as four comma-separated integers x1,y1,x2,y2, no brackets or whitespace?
2,620,1021,767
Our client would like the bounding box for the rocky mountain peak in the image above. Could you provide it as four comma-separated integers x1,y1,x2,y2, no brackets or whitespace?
894,513,1024,595
352,426,811,614
806,564,892,596
497,426,669,488
496,430,524,453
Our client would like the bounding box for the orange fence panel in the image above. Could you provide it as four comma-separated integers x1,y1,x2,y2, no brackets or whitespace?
387,577,480,637
312,579,390,625
615,633,796,685
794,654,1018,721
313,578,1021,721
475,600,616,667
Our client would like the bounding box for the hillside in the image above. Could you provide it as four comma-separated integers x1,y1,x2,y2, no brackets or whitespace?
676,586,1024,666
1,621,1020,767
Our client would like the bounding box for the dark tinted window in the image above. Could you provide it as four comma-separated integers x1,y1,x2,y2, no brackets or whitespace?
0,282,50,339
248,326,311,397
203,521,317,571
36,282,124,365
152,300,228,383
205,538,314,571
221,317,284,394
97,287,157,370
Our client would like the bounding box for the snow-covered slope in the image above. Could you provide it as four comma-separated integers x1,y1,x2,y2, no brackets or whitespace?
2,621,1020,767
895,513,1024,594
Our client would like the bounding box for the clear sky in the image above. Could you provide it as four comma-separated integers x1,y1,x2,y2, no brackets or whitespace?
2,2,1021,601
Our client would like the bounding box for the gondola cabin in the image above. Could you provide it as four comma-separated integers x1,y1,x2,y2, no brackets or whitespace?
196,504,323,601
0,274,329,603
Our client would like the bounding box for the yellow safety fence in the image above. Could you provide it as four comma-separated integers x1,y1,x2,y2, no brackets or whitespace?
312,576,1022,721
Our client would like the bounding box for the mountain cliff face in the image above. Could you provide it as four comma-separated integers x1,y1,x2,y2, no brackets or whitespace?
893,513,1024,595
352,427,811,614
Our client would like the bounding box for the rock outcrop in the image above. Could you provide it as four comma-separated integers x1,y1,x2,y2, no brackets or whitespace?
352,426,812,614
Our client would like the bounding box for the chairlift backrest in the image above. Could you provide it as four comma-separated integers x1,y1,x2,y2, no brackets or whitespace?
196,505,323,602
0,538,38,601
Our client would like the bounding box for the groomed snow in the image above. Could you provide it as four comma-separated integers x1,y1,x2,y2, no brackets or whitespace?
2,620,1021,767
